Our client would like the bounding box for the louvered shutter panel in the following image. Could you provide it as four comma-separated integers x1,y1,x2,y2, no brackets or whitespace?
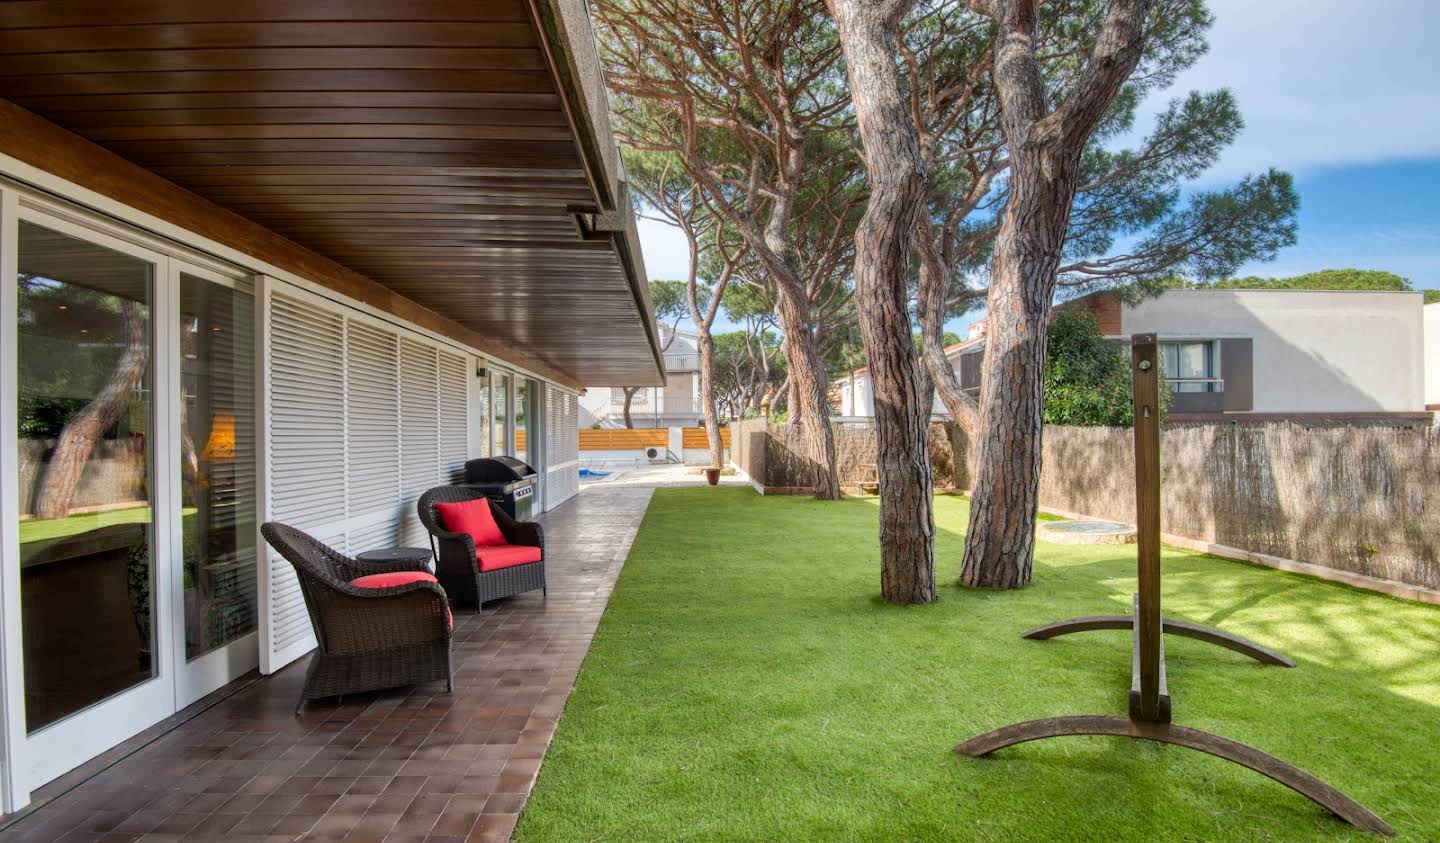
345,320,401,547
263,292,346,672
544,388,580,509
437,351,469,483
399,338,440,543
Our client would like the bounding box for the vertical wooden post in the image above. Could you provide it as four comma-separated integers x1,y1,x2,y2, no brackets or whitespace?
1130,334,1163,722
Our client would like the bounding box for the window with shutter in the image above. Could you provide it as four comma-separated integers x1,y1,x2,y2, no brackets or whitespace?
345,320,400,524
399,338,440,543
264,292,345,671
544,387,580,509
437,351,469,483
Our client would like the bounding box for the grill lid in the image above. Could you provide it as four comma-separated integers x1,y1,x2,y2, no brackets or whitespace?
464,456,537,483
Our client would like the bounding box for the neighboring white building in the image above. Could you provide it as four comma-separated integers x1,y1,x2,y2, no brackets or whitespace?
1426,301,1440,410
581,327,705,428
841,289,1429,421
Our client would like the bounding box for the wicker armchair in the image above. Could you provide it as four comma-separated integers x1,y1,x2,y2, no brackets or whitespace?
417,486,546,611
260,523,452,712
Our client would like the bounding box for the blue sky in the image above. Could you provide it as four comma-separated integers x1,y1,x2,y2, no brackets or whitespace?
638,0,1440,333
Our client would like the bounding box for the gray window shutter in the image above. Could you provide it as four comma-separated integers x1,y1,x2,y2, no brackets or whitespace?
1219,338,1253,411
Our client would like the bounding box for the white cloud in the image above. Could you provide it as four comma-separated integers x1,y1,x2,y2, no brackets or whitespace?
1134,0,1440,182
635,215,693,283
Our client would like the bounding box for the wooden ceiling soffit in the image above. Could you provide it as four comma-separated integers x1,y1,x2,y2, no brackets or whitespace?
0,99,585,388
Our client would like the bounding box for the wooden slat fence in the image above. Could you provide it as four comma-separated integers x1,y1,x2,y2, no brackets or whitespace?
681,427,731,449
579,428,668,450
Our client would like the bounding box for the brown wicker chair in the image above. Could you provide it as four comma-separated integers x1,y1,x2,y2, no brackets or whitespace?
260,523,452,712
417,486,545,611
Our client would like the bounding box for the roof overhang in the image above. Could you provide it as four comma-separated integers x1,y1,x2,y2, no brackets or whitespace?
0,0,663,386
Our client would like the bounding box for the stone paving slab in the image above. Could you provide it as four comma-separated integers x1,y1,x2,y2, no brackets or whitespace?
0,487,655,843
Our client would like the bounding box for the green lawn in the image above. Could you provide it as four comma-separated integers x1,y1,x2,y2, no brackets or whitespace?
19,505,196,545
515,488,1440,842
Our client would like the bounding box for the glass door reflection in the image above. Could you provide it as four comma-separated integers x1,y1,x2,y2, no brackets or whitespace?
16,220,156,733
178,273,257,664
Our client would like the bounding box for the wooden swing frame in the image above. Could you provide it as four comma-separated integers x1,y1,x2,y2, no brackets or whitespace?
956,333,1393,836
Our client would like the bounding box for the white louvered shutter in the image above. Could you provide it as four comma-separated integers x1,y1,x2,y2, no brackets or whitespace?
437,351,469,483
544,388,580,509
398,339,440,543
263,292,346,673
345,320,402,551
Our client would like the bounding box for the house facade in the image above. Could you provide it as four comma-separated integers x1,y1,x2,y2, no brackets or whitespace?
841,289,1428,422
0,1,663,813
1426,301,1440,410
581,327,705,428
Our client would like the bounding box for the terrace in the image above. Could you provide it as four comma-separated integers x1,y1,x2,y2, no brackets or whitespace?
0,487,654,842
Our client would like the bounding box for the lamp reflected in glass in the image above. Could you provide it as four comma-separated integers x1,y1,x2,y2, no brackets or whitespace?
200,412,235,463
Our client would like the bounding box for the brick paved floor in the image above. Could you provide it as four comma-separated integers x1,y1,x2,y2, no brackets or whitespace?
0,487,654,843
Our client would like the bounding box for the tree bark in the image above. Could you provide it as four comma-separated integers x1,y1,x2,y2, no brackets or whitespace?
829,0,935,604
960,0,1150,589
696,331,724,467
35,299,148,519
915,224,980,439
621,386,640,429
774,280,840,499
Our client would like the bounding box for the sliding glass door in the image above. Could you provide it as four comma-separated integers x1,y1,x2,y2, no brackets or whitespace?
5,201,258,794
12,212,174,786
171,268,258,706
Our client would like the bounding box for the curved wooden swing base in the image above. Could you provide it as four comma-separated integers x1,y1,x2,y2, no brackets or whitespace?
1022,615,1295,667
956,715,1394,836
956,336,1392,836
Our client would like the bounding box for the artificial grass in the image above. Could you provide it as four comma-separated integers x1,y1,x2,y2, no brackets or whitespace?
515,488,1440,842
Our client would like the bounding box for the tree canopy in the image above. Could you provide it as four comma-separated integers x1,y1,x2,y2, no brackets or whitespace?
1164,268,1418,293
1041,307,1169,427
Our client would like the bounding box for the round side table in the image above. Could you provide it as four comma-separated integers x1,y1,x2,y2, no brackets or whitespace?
355,546,434,572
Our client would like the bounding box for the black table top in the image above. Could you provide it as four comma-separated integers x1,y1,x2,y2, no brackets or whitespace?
355,546,433,563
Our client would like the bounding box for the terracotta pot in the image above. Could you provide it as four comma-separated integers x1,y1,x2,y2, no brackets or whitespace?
704,468,721,486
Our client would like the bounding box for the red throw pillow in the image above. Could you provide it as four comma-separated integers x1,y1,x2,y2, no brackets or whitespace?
435,498,506,547
349,571,438,588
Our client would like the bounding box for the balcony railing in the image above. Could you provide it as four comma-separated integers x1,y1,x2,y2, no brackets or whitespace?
607,396,699,415
664,352,700,370
1167,376,1225,393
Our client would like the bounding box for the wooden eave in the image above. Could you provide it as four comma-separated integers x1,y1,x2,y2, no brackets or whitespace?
0,0,664,387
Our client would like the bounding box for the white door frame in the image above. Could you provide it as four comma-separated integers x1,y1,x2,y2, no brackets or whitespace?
0,198,262,810
166,261,260,710
6,203,177,797
0,184,29,814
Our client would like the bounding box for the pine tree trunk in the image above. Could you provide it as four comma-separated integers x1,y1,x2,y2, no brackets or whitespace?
916,227,979,438
958,140,1078,589
35,299,148,519
696,331,724,468
959,0,1150,589
830,0,935,603
622,387,638,429
774,280,840,500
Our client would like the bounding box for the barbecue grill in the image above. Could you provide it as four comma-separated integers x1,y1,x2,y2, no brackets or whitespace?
461,456,538,521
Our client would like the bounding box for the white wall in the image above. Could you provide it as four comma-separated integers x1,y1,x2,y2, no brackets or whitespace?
1121,289,1426,413
1426,302,1440,408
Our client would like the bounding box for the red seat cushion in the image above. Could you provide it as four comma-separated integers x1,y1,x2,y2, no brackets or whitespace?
476,543,542,572
435,498,506,548
349,571,437,588
349,571,452,630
